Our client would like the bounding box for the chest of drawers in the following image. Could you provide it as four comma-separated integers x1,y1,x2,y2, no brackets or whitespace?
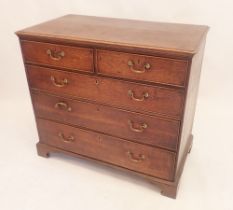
16,15,208,198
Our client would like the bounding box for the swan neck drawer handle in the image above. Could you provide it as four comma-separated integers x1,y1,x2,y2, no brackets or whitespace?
128,120,148,133
54,102,72,112
126,151,145,163
50,76,68,87
127,60,151,73
58,132,75,143
46,49,65,61
128,90,149,102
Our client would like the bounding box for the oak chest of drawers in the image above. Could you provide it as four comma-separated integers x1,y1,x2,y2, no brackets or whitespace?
16,15,208,198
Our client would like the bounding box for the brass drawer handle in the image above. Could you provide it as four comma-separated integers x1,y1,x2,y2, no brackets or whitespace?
126,151,145,163
128,60,151,73
128,120,148,133
58,132,75,143
50,76,68,87
46,49,65,61
54,102,72,112
128,90,149,102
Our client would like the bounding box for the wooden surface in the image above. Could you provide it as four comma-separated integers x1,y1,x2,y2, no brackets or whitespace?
27,65,185,118
176,37,207,173
37,118,176,181
21,40,94,72
32,91,180,151
97,49,188,87
16,14,208,57
17,14,208,199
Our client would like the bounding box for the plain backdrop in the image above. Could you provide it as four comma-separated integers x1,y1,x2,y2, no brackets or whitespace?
0,0,233,210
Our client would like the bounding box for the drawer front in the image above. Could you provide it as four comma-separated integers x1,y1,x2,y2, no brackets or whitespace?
27,65,184,118
97,50,188,87
32,92,180,151
37,119,176,180
21,40,94,72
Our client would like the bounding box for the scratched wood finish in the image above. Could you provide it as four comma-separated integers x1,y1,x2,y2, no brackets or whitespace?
37,118,176,181
97,50,188,87
16,14,209,199
32,91,180,151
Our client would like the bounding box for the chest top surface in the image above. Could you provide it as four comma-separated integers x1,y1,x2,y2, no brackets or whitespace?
16,14,208,57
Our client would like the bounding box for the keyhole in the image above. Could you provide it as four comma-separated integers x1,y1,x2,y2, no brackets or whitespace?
95,79,99,85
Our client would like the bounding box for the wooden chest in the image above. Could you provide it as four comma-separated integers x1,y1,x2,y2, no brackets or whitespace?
16,15,208,198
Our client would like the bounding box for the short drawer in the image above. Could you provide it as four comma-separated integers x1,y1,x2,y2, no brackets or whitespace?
97,50,188,87
37,119,176,181
21,40,93,72
27,65,184,118
32,92,180,151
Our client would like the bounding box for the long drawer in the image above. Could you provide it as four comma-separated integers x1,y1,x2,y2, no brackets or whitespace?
97,50,188,87
27,65,184,118
32,91,180,151
21,40,94,72
37,119,176,181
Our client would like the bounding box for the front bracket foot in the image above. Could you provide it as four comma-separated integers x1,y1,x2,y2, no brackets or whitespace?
36,142,50,158
160,184,178,199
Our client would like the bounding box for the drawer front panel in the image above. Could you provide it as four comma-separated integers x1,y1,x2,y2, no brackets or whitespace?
37,119,176,180
21,40,94,72
27,65,184,118
32,92,180,151
97,50,188,87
